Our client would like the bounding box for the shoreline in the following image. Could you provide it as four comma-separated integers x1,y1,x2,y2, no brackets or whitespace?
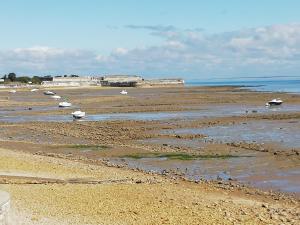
0,147,299,224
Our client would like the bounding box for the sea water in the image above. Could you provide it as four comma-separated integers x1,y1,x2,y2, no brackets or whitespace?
186,79,300,93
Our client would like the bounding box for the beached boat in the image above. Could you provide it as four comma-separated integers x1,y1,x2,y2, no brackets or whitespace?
266,98,283,106
44,91,56,95
30,88,39,92
71,110,86,119
9,90,16,93
59,102,72,107
51,95,61,99
120,90,128,95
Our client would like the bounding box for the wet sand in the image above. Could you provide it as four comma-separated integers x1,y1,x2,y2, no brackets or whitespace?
0,86,300,224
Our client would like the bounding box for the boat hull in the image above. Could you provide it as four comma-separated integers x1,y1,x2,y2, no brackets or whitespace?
44,92,56,95
71,111,85,119
72,115,84,119
59,102,72,107
268,102,282,106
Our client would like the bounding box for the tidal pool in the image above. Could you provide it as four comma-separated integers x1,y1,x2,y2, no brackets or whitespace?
0,105,61,114
163,120,300,149
130,119,300,194
111,154,300,195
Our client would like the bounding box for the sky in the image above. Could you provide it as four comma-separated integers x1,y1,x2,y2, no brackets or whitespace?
1,0,300,80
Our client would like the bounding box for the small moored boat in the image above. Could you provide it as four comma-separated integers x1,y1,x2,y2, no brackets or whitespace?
51,95,61,99
9,90,17,93
266,98,283,106
71,110,86,119
44,91,56,95
31,88,39,92
59,102,72,107
120,90,128,95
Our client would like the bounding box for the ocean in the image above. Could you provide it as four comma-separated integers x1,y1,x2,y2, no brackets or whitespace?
186,79,300,93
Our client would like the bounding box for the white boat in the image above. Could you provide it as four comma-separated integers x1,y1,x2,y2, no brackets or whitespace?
9,90,16,93
71,110,86,119
120,90,128,95
59,102,72,107
30,88,39,92
44,91,56,95
51,95,61,99
266,98,283,106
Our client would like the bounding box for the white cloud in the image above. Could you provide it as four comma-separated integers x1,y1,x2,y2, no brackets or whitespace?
1,23,300,78
0,47,100,75
113,48,129,56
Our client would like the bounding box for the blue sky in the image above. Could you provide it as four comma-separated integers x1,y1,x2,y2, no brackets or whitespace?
1,0,300,79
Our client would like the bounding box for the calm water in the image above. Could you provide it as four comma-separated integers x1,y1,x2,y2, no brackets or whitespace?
131,119,300,194
1,104,300,123
162,120,300,149
186,79,300,93
112,156,300,194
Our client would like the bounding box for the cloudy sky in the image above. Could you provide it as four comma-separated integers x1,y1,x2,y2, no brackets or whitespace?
1,0,300,80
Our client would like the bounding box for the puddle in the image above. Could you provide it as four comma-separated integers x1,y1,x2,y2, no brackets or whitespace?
0,105,62,114
0,104,300,123
164,120,300,149
111,155,300,194
142,138,204,148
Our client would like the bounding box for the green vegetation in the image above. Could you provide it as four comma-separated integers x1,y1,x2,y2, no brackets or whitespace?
122,152,245,160
16,76,31,83
8,73,16,82
31,76,42,84
1,73,83,84
54,144,111,151
1,73,45,84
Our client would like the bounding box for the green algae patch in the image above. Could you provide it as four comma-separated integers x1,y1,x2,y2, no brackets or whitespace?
53,144,111,151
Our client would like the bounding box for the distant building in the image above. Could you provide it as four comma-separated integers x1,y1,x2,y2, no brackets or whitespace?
39,76,53,82
40,74,184,87
41,76,100,87
101,75,143,87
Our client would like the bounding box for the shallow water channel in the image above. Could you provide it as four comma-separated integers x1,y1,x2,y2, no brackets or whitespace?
112,155,300,194
162,120,300,149
0,104,300,123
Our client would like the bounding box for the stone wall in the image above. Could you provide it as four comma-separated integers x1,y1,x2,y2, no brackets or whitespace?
53,76,96,82
141,79,185,87
41,81,100,87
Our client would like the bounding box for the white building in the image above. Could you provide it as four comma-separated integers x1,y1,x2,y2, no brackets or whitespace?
42,76,100,87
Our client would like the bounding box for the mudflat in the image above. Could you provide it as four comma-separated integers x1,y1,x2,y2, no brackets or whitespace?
0,86,299,224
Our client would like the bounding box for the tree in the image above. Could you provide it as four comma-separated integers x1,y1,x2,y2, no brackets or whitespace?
8,73,16,82
31,76,42,84
16,76,31,83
